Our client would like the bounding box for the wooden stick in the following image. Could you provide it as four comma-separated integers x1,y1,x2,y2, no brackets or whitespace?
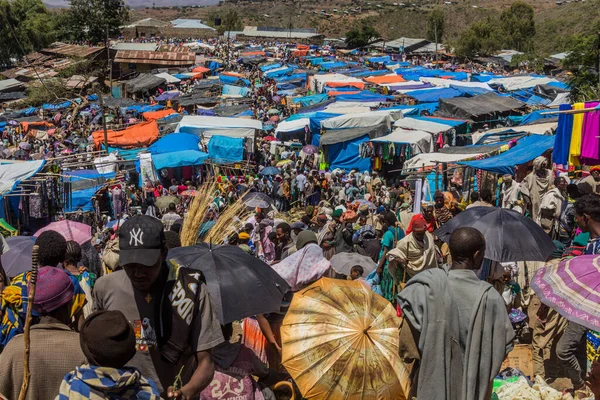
18,245,39,400
541,107,598,116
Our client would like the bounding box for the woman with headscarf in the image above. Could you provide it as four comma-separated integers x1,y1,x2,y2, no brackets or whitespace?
521,156,553,222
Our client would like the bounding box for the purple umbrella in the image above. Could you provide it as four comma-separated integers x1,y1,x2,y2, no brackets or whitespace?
303,145,318,155
531,254,600,331
155,91,181,101
34,220,92,245
1,236,36,278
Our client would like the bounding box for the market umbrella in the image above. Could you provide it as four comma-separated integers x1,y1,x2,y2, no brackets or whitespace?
267,108,280,115
1,236,35,278
34,220,92,245
181,190,197,196
531,254,600,331
155,195,180,210
353,198,376,210
434,207,555,262
302,145,318,155
272,244,331,291
281,277,410,399
168,243,290,324
259,166,281,176
330,252,377,277
263,135,277,142
242,192,275,209
275,159,292,167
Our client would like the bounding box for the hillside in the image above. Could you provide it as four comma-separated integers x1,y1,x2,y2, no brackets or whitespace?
127,0,599,55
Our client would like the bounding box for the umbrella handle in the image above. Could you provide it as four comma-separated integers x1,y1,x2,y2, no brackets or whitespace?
273,381,296,400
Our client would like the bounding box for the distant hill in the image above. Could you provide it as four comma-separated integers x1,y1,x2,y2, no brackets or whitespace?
44,0,219,8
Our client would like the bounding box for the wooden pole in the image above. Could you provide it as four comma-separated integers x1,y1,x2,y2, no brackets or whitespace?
541,107,598,116
18,245,39,400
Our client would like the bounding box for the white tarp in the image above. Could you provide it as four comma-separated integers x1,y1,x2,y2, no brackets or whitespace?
371,128,433,154
309,73,364,93
548,92,571,107
154,73,181,84
175,115,262,139
419,77,493,91
394,117,454,134
321,110,401,130
487,76,559,91
0,160,45,196
94,154,118,174
325,101,383,109
403,151,482,171
275,118,310,134
471,122,557,144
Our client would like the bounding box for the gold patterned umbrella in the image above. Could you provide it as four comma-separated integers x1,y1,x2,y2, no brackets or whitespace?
281,278,410,400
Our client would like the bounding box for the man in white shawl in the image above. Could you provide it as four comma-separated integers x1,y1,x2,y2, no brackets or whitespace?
501,174,523,214
397,227,514,400
538,176,567,236
387,216,437,280
521,156,553,221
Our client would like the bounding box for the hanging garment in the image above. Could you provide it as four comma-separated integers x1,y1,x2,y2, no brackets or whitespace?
580,102,600,165
569,102,585,166
553,104,573,166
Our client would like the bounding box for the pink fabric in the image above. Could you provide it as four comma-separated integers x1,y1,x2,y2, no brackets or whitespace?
271,243,330,291
580,102,600,164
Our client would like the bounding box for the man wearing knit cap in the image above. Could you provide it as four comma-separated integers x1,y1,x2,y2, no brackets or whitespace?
58,310,161,399
93,215,224,399
0,267,86,400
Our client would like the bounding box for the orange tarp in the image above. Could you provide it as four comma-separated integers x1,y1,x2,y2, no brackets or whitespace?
20,121,54,133
192,66,210,73
296,45,310,51
142,109,176,122
328,91,361,96
364,75,406,84
222,71,246,78
325,82,365,90
241,51,265,56
92,120,159,149
293,50,309,57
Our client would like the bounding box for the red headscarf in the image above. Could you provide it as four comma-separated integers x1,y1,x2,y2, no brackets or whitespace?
405,215,428,235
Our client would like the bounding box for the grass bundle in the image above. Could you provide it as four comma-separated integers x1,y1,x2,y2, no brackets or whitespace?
180,181,218,247
204,193,251,244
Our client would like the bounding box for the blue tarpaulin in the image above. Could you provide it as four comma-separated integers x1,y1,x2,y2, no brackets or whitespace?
42,101,71,110
149,133,200,155
64,170,115,212
260,63,282,72
388,103,439,115
219,75,251,86
327,135,371,172
222,84,251,97
274,73,307,83
309,112,342,132
208,135,244,163
335,92,394,102
292,94,329,107
459,135,555,175
234,110,254,118
396,67,468,81
368,56,391,64
404,87,465,103
264,67,295,79
207,61,222,71
153,150,208,170
450,85,492,97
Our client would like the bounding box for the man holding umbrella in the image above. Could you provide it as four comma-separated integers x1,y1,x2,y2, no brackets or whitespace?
93,215,224,399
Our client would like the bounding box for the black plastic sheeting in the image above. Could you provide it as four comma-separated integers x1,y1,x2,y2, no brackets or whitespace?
438,92,526,121
320,124,389,146
125,73,166,93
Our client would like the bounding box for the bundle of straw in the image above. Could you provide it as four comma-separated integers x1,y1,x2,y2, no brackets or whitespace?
204,193,251,244
180,181,218,247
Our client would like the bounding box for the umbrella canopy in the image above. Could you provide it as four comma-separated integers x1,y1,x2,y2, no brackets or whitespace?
259,166,281,176
275,159,292,167
434,207,555,262
271,244,331,291
34,220,92,245
1,236,35,278
242,192,274,209
531,255,600,331
353,199,376,210
168,243,290,324
302,145,318,155
263,135,277,142
330,252,377,277
267,108,280,115
155,195,180,210
281,277,410,399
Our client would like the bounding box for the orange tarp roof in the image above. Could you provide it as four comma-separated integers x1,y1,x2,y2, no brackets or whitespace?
328,90,361,96
241,51,265,56
293,50,309,57
296,45,310,51
325,81,365,90
364,75,406,84
142,109,176,122
20,121,53,133
92,120,159,149
222,71,246,78
192,66,210,73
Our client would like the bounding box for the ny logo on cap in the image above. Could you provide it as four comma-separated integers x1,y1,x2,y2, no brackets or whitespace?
129,227,144,246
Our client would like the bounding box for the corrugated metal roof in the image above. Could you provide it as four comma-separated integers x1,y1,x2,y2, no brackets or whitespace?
111,43,158,51
240,26,321,39
41,43,104,58
380,37,429,51
114,50,196,66
171,19,215,30
0,79,25,92
158,45,191,53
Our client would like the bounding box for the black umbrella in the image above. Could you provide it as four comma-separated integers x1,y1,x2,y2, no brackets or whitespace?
242,192,274,209
434,206,555,262
168,243,290,324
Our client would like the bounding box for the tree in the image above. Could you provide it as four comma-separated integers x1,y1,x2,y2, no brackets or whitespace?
345,24,380,49
500,1,535,52
427,8,445,44
455,18,503,58
58,0,129,44
0,0,56,66
562,30,600,101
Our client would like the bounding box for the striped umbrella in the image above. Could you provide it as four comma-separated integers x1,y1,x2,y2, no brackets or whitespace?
531,254,600,331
